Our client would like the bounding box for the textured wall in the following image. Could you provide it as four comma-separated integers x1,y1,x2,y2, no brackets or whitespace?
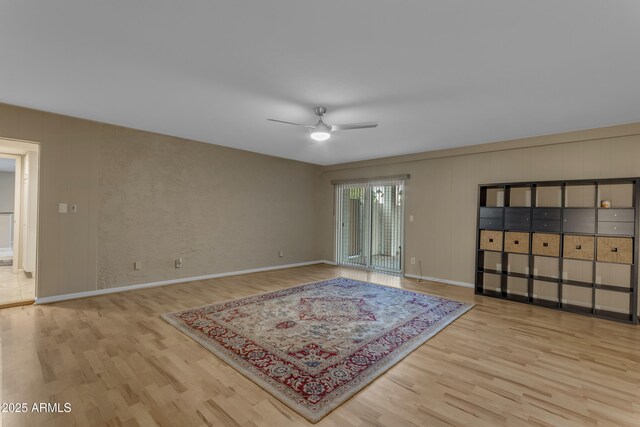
98,128,321,288
0,103,323,297
2,99,640,304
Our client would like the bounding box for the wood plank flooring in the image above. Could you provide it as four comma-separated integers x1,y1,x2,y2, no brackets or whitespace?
1,265,639,426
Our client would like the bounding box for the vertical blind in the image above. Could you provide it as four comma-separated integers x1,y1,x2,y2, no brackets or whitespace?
334,178,406,273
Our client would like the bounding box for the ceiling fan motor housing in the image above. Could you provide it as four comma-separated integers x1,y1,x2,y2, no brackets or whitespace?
313,106,327,117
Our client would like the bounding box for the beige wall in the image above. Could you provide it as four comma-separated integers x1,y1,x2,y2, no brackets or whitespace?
97,128,322,289
2,98,639,309
318,125,640,290
0,103,323,298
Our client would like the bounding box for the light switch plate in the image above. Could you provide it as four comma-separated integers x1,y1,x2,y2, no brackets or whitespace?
59,203,68,213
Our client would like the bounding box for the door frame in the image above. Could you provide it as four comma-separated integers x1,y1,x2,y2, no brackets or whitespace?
0,137,41,301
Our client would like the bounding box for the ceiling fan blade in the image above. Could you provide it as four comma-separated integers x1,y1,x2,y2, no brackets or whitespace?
267,119,314,128
331,122,378,131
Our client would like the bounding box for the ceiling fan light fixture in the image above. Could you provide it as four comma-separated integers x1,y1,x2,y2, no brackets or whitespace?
310,120,332,141
310,130,331,141
267,105,377,142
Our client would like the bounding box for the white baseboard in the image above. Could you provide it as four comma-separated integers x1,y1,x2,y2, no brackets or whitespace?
404,273,474,288
35,260,331,305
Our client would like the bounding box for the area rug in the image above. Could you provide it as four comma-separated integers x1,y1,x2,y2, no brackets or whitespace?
162,277,473,422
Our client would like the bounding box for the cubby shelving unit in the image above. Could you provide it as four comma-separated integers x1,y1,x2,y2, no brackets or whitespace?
475,178,639,324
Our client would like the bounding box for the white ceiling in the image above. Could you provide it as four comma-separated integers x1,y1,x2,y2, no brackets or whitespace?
1,1,639,165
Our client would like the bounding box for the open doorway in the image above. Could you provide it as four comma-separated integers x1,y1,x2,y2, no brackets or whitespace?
0,138,39,307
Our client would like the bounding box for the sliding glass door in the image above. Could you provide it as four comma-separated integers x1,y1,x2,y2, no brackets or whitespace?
335,179,405,273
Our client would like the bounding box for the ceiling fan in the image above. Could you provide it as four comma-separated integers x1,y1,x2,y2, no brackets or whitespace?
268,106,378,141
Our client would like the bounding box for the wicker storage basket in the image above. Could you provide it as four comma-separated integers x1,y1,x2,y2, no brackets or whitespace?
532,233,560,257
480,230,503,252
596,237,633,264
504,232,529,254
563,235,595,261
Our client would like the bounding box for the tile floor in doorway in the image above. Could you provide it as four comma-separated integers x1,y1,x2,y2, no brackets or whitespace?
0,265,35,304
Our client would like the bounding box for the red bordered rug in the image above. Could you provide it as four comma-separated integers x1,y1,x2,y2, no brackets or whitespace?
162,277,473,422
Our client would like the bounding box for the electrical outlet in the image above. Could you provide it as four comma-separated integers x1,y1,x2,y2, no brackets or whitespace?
175,258,182,268
410,257,416,264
134,261,141,270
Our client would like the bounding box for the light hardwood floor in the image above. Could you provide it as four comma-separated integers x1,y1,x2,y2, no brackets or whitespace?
1,265,639,426
0,266,35,306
